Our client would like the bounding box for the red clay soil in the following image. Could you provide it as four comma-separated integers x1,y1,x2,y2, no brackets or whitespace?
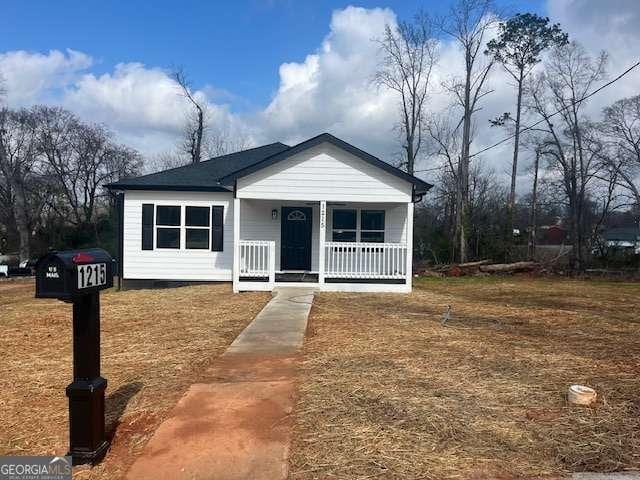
125,354,299,480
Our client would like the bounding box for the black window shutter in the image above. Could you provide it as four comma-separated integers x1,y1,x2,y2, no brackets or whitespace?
142,204,154,250
211,206,224,252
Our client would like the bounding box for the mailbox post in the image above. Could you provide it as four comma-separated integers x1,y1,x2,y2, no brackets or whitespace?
35,248,114,465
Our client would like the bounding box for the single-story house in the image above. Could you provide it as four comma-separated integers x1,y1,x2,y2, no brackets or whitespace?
600,227,640,254
106,133,432,293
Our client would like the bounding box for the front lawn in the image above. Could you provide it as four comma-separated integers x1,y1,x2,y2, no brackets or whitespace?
290,277,640,479
0,280,269,479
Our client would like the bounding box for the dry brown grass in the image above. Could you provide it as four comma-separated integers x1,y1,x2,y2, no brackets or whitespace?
290,277,640,480
0,279,269,479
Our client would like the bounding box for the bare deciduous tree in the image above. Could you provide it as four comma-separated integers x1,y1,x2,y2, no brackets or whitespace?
203,125,250,158
601,94,640,205
526,42,607,270
172,68,206,164
441,0,498,262
375,11,438,175
36,106,141,228
0,108,38,261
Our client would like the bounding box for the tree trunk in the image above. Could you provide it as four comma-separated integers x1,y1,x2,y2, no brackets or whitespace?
480,261,537,273
457,56,472,263
194,105,204,164
507,71,524,257
568,194,580,271
528,149,540,259
406,133,415,176
13,182,30,262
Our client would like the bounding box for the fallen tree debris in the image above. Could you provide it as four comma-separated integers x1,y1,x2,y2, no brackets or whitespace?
415,260,539,277
479,261,538,273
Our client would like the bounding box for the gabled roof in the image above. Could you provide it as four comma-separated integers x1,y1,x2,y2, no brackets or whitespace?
220,133,433,194
105,142,290,191
106,133,433,194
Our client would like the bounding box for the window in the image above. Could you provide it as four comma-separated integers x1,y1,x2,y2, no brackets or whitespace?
157,228,180,249
332,209,357,242
156,206,181,248
157,205,180,226
143,204,224,252
287,210,307,221
186,206,210,249
361,210,385,243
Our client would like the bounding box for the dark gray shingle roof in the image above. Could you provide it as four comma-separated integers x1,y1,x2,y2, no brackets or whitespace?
106,133,433,194
106,142,290,191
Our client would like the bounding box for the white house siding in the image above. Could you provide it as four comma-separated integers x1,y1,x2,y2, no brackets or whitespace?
236,142,413,202
240,199,320,271
122,190,234,281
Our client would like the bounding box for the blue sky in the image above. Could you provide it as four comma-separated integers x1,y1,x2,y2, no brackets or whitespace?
1,0,637,185
3,0,544,111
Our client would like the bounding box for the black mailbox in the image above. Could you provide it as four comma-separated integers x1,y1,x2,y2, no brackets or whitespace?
34,248,114,464
36,248,113,300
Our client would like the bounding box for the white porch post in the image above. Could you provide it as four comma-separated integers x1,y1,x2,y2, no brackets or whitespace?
318,200,327,284
405,201,414,290
232,197,241,293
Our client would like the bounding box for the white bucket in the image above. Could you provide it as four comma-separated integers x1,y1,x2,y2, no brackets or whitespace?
568,385,597,405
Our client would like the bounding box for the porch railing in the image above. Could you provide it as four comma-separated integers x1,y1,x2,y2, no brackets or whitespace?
239,240,276,281
324,242,407,279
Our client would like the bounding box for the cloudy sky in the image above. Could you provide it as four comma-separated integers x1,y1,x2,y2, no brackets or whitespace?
2,0,639,189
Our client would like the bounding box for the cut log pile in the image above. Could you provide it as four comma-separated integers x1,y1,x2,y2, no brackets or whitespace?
415,260,540,277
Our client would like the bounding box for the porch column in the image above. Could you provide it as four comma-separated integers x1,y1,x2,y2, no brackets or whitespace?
318,200,326,284
405,202,414,290
232,197,240,293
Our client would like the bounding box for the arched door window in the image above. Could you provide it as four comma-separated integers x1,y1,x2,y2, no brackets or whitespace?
287,210,307,221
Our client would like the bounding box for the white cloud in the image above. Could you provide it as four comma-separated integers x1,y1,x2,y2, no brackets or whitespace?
0,49,92,105
0,2,638,192
256,6,401,158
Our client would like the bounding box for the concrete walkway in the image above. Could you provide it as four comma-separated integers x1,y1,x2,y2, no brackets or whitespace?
125,288,314,480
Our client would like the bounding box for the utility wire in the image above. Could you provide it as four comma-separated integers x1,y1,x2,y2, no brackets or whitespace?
468,60,640,158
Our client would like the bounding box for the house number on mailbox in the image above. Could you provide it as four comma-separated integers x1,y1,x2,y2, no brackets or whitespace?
77,263,107,289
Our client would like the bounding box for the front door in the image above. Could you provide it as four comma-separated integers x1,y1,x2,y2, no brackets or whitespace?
281,207,312,271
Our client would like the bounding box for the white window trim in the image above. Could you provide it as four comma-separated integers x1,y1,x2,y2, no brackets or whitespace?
185,206,211,250
153,204,215,251
155,205,182,250
331,208,358,242
331,208,385,242
360,209,385,243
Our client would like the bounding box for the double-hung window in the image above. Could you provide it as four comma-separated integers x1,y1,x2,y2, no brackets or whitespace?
360,210,385,243
332,209,357,242
142,204,224,251
185,206,210,249
156,206,181,249
331,208,385,242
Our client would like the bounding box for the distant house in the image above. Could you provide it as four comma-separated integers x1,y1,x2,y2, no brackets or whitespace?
106,133,432,293
537,225,567,246
600,227,640,254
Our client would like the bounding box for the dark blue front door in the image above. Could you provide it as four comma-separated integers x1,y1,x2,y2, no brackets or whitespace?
281,207,312,270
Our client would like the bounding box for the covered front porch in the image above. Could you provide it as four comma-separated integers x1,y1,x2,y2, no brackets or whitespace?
232,198,413,293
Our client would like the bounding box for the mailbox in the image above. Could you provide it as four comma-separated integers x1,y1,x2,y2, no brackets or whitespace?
36,248,113,300
34,248,114,464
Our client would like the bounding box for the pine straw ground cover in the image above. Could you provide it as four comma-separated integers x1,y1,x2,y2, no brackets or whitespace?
0,279,269,479
290,277,640,479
